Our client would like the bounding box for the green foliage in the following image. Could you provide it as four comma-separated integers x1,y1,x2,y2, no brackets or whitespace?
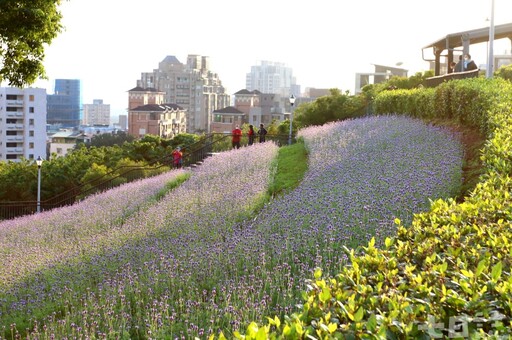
495,63,512,82
366,71,434,94
0,0,63,86
232,77,512,339
0,159,36,201
374,88,436,118
294,89,366,128
85,131,135,148
79,163,119,197
0,133,192,203
171,133,201,150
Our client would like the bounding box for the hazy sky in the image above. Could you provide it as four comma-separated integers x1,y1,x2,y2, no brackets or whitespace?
30,0,512,117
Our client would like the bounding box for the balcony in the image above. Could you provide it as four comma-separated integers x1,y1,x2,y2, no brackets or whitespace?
6,100,24,106
5,124,23,131
5,147,23,154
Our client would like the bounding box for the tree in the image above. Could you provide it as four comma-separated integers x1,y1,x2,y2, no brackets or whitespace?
294,89,366,128
0,0,64,86
86,131,135,148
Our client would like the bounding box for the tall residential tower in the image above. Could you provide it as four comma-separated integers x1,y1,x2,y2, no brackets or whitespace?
135,55,230,133
245,61,300,98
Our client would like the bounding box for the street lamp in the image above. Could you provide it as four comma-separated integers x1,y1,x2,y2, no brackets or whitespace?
36,156,43,213
288,94,296,145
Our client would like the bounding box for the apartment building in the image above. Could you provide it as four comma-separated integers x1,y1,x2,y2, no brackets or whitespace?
136,55,230,133
245,61,300,98
49,130,89,158
233,89,286,127
0,87,47,162
127,86,186,138
211,106,245,133
82,99,110,126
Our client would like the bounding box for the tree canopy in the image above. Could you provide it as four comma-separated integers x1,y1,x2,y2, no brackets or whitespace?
294,89,367,127
0,0,63,86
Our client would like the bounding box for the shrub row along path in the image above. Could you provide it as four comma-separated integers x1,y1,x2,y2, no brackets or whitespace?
0,115,464,339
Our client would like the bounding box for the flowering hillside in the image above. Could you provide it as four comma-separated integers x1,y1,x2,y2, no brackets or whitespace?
0,116,464,339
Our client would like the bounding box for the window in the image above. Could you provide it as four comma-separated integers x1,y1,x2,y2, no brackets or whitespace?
29,95,34,101
29,107,34,113
29,119,34,125
6,155,17,160
29,142,34,149
56,148,63,154
29,131,34,137
6,107,17,112
6,94,17,100
6,143,17,148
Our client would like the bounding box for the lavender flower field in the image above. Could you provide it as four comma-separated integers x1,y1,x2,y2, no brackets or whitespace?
0,116,464,339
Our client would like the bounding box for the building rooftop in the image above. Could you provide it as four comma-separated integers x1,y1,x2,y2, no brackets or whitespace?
423,22,512,52
234,89,262,95
128,86,164,93
213,106,244,114
131,103,183,112
161,55,181,64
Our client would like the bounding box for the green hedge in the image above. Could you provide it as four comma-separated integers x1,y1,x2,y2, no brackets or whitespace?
228,77,512,339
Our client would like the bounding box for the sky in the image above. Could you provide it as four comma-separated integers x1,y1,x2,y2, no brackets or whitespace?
29,0,512,119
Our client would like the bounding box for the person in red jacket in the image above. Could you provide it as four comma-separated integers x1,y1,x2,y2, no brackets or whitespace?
172,147,183,168
232,125,242,149
247,124,255,146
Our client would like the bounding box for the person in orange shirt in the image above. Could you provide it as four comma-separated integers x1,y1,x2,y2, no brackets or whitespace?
232,125,242,149
172,147,183,168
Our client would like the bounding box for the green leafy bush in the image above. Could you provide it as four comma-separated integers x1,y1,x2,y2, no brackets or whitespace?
232,77,512,339
495,63,512,82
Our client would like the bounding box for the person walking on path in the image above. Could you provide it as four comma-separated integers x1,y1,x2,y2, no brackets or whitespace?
247,124,255,145
257,123,267,143
172,147,183,169
232,125,242,149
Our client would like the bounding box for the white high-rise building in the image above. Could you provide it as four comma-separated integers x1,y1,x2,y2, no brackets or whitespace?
245,61,300,97
0,87,47,162
82,99,110,126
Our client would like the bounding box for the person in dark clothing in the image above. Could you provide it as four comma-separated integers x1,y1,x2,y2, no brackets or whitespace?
454,55,464,72
463,54,478,71
247,124,255,145
257,123,267,143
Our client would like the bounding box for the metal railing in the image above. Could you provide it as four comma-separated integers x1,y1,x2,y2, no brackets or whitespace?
424,69,480,87
0,133,295,220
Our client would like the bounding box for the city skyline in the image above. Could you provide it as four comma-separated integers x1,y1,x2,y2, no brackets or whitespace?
21,0,512,119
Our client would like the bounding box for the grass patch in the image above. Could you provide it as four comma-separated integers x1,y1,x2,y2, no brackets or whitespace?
267,139,309,197
153,172,191,201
